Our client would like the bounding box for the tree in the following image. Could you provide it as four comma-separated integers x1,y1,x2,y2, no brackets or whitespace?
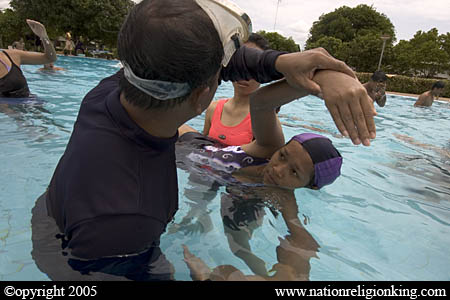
256,30,300,53
345,33,394,72
439,32,450,58
305,36,348,62
305,4,396,72
306,4,396,45
0,8,28,46
391,40,415,76
9,0,134,47
393,29,449,78
409,29,449,77
307,36,343,57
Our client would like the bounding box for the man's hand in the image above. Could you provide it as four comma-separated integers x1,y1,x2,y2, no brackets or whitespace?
275,48,357,96
314,70,377,146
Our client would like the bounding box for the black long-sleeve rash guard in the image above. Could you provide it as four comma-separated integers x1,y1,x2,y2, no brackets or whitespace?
222,46,286,83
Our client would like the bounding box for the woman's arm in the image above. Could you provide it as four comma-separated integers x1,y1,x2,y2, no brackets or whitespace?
14,20,56,66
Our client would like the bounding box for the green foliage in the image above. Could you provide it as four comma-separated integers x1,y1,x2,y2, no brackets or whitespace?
306,36,345,59
346,33,394,72
0,8,29,46
357,72,450,98
305,5,395,72
392,29,450,78
390,40,415,76
441,32,450,57
7,0,134,47
306,4,396,45
256,30,300,53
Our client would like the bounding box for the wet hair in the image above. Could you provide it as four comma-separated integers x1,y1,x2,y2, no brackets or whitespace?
432,81,445,90
371,70,388,82
247,33,270,50
118,0,224,110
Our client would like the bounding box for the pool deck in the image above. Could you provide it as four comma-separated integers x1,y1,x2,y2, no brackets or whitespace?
387,91,450,102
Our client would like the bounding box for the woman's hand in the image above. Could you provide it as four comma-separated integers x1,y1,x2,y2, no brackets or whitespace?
19,19,57,65
314,70,377,146
26,19,49,39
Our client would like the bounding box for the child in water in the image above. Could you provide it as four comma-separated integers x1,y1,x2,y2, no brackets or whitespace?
177,69,370,190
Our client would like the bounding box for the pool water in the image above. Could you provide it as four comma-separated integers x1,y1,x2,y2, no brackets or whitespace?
0,56,449,280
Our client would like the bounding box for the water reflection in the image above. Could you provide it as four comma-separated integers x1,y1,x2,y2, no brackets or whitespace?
0,102,70,142
182,186,319,281
173,140,319,280
392,133,450,198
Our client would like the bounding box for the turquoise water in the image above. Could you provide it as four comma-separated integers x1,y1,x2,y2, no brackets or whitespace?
0,56,449,280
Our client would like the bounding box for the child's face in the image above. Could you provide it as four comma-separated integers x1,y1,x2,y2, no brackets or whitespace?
232,79,260,96
263,141,315,189
231,41,263,96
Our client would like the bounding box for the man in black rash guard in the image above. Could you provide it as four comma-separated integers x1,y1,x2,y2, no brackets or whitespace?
32,0,372,280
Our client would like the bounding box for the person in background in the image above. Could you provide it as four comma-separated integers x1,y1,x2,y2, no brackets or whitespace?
12,38,26,51
64,32,74,56
203,33,270,146
74,36,85,55
38,63,66,72
363,70,387,107
0,20,57,98
34,36,42,52
414,81,446,107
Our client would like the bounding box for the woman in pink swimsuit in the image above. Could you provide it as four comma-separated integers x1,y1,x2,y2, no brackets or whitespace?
203,33,270,146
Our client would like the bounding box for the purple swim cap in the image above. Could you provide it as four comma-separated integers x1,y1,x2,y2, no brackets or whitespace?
290,133,342,189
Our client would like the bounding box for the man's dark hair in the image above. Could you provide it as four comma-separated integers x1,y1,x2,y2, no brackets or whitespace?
371,70,388,82
247,33,270,50
432,81,445,90
118,0,224,110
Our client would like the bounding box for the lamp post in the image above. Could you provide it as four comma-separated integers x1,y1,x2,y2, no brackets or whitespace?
377,34,391,70
274,0,281,30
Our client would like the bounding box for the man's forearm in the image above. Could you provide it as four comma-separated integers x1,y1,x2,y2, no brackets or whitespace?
250,79,308,112
221,46,285,83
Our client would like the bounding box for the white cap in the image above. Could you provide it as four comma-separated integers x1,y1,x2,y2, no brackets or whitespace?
195,0,252,67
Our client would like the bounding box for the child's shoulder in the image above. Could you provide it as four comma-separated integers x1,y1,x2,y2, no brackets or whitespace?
207,98,229,112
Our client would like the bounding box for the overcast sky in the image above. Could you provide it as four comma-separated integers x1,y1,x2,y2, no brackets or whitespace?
1,0,449,47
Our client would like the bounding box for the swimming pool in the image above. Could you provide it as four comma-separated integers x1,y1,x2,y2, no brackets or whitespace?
0,56,449,280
